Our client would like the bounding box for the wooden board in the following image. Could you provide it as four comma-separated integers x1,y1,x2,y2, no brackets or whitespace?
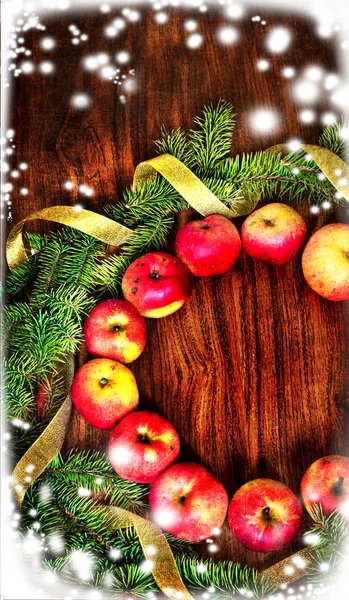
9,4,349,572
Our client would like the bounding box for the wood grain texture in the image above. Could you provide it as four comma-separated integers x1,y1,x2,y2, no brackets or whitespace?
9,4,349,572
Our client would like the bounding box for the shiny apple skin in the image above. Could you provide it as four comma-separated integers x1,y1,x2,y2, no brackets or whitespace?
300,455,349,517
71,358,139,430
84,299,147,364
108,411,180,483
228,478,303,553
302,223,349,301
149,463,228,541
174,214,241,276
241,203,307,265
122,252,191,318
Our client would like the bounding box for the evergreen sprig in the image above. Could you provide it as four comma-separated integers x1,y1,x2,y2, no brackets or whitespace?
319,120,349,161
305,504,349,585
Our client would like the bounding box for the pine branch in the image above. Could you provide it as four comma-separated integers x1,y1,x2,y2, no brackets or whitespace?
155,126,192,164
304,504,349,585
319,120,349,161
44,556,158,598
8,380,66,460
177,556,272,599
31,229,103,304
46,450,148,514
207,150,340,207
154,101,236,171
4,286,91,423
26,232,49,250
6,254,40,300
105,176,186,227
188,100,236,170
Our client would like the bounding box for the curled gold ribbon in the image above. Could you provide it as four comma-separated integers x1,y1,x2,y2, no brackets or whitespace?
268,144,349,204
260,547,317,588
7,147,349,272
12,357,75,506
134,153,237,218
104,506,193,599
13,394,72,506
6,205,134,272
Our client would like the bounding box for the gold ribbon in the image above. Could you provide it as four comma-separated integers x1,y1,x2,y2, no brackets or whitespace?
8,145,349,595
269,144,349,204
7,147,349,272
104,506,193,599
134,153,238,218
6,206,134,272
260,547,317,588
12,357,75,506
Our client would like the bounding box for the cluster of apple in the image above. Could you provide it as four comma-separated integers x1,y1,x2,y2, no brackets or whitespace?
68,202,349,550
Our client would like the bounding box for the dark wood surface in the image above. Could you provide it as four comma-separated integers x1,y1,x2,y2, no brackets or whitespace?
9,3,349,572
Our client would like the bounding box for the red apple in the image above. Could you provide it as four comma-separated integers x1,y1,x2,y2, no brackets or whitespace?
302,223,349,301
300,455,349,518
149,463,228,541
122,252,190,318
174,214,241,276
241,203,307,265
228,479,303,553
108,411,180,483
71,358,139,429
83,299,147,364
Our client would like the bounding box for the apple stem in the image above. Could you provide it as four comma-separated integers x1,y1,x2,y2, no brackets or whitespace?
150,271,160,280
265,220,274,227
262,506,272,521
113,325,124,333
99,377,109,388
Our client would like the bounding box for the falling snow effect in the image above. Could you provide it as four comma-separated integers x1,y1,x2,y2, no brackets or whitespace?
2,3,349,599
186,33,204,49
265,26,292,53
249,108,280,133
216,26,239,45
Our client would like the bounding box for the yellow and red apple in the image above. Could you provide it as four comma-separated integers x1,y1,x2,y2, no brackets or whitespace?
149,463,228,541
108,411,180,483
122,252,190,318
71,358,139,429
241,203,307,265
174,214,241,276
228,478,303,553
84,299,147,364
302,223,349,301
300,455,349,518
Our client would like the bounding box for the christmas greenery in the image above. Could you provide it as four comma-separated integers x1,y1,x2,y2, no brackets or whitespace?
19,450,272,599
306,504,349,585
5,101,348,597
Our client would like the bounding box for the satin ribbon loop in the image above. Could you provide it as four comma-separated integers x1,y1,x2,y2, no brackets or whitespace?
6,205,134,272
268,144,349,204
104,506,194,599
134,153,237,218
12,357,75,507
